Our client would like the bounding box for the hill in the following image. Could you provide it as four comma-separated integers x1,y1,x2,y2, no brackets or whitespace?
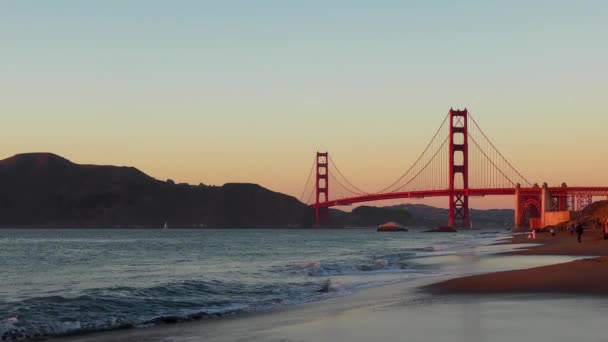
546,200,608,231
330,206,412,227
578,200,608,226
330,204,513,228
389,204,514,228
0,153,311,228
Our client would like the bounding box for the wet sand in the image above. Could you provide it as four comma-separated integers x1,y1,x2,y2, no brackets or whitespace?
503,229,608,256
430,256,608,294
430,229,608,295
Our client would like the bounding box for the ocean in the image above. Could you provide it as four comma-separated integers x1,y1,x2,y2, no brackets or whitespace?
0,228,509,341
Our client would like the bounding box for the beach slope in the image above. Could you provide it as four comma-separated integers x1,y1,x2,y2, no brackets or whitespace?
430,256,608,294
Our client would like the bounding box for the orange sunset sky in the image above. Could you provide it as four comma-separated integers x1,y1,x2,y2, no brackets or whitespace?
2,2,607,209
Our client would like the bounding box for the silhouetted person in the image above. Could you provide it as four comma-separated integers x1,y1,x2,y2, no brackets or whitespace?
550,228,556,237
576,223,584,243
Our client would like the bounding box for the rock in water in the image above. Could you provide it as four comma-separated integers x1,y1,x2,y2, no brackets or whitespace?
377,221,408,232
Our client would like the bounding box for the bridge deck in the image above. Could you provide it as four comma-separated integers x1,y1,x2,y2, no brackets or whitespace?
315,187,608,208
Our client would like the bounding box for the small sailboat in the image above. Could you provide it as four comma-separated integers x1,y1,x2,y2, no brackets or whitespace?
163,222,169,230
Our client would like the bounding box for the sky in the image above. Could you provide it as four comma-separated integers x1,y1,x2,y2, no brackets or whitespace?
1,1,607,209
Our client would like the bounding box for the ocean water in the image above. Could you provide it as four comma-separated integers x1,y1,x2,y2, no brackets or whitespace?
0,228,509,341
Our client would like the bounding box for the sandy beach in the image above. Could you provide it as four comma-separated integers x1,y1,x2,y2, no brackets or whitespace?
55,229,608,342
502,229,608,256
430,229,608,295
431,256,608,295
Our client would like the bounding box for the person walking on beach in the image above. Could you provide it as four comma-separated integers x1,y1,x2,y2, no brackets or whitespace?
576,223,584,243
550,228,556,237
527,228,536,239
569,224,576,235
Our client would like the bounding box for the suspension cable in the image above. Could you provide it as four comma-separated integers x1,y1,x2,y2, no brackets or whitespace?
468,113,532,186
374,112,450,194
328,155,370,195
305,185,315,205
391,135,450,193
329,170,366,196
299,155,317,202
468,133,517,187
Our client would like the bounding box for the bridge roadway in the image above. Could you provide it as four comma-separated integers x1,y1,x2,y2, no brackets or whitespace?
316,187,608,208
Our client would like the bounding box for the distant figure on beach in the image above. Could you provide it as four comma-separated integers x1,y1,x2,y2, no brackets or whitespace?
576,223,584,243
569,224,576,235
550,228,555,237
528,229,537,239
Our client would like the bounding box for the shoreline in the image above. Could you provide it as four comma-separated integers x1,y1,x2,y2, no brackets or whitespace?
53,229,608,342
429,228,608,294
56,275,455,342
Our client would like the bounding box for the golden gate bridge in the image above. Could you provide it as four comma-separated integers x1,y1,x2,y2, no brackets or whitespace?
299,108,608,228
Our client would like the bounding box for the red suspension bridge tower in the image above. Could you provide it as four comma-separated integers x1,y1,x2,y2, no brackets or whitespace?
448,108,469,227
314,152,329,225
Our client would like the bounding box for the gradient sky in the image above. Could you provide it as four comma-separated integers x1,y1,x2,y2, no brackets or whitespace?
2,1,607,209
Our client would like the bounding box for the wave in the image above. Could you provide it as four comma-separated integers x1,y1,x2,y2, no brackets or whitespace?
274,247,447,278
1,257,428,341
0,279,326,341
0,231,510,341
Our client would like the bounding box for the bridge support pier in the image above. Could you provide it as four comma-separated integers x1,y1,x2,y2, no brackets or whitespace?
541,183,551,228
515,183,599,230
448,108,469,227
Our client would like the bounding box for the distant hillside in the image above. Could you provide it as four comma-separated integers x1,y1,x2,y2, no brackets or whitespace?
0,153,515,229
388,204,514,228
0,153,311,228
579,200,608,226
330,206,411,227
329,204,513,228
